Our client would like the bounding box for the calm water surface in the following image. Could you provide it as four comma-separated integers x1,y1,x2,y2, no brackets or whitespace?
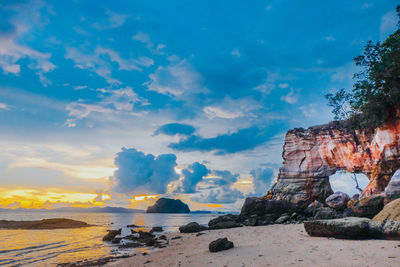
0,212,219,266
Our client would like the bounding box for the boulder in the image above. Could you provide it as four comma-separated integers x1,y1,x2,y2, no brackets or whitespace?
209,237,234,252
304,217,382,239
313,207,337,220
102,229,122,241
150,226,163,232
275,214,290,224
325,192,350,210
351,195,384,218
179,222,208,233
372,198,400,238
305,200,324,216
146,198,190,213
384,170,400,201
240,197,301,221
208,214,241,229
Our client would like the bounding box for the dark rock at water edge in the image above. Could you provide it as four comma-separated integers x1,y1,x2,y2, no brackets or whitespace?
102,229,122,241
179,222,208,233
304,217,383,239
150,226,163,232
209,237,234,252
208,214,241,229
146,198,190,213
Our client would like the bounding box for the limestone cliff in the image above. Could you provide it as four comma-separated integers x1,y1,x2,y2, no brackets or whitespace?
270,111,400,206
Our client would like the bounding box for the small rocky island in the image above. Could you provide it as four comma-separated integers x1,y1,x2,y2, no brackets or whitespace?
0,218,92,229
146,198,190,213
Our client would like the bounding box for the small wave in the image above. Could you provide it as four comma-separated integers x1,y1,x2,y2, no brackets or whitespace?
0,241,65,254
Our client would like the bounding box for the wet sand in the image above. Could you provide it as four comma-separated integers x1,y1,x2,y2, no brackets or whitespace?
109,224,400,267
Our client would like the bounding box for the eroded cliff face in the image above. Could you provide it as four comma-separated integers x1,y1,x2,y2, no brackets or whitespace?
270,113,400,206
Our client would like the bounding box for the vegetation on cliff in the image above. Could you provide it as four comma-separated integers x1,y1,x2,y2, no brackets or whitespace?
326,5,400,128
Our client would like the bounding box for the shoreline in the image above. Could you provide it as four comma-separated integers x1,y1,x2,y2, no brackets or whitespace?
108,224,400,267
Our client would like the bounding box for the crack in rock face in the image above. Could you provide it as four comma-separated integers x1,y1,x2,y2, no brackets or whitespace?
270,116,400,206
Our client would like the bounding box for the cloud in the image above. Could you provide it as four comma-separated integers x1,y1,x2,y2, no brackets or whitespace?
65,46,152,85
168,126,280,155
231,48,241,58
0,0,55,82
112,148,179,194
146,59,204,96
280,88,300,104
154,123,196,136
203,106,244,119
380,10,397,40
175,162,209,193
91,10,128,30
250,167,274,196
65,86,146,124
0,103,9,110
192,188,244,203
299,104,317,118
192,170,244,203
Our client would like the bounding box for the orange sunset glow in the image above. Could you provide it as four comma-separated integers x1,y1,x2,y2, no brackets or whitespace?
0,188,111,209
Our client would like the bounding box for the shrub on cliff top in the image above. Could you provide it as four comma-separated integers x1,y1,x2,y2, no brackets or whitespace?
326,5,400,129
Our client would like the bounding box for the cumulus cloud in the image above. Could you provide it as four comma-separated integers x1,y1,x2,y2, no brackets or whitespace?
0,103,9,110
154,123,196,136
175,162,209,193
168,125,281,155
250,168,274,196
112,148,179,194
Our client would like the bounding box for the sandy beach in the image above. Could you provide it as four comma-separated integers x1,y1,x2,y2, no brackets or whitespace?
109,224,400,267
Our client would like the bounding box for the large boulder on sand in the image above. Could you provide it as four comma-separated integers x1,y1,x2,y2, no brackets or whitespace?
325,192,350,210
208,214,241,229
304,217,382,239
179,222,208,233
373,198,400,238
385,170,400,201
209,237,234,252
240,197,300,221
350,195,384,218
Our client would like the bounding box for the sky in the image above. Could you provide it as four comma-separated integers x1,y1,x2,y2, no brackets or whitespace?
0,0,397,211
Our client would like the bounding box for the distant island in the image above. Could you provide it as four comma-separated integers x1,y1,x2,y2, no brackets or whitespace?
146,198,190,213
0,218,92,229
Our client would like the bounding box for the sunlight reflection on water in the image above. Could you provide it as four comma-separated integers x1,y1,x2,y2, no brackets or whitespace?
0,212,218,266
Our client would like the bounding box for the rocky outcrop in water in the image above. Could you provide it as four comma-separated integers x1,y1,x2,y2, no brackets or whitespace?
0,218,91,229
146,198,190,213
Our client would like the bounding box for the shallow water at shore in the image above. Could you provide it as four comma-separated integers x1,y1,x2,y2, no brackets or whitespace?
0,211,218,266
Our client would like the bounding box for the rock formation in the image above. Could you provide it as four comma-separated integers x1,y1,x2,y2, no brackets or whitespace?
146,198,190,213
270,114,400,206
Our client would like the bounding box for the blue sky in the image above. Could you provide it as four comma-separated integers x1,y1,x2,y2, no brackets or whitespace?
0,0,397,210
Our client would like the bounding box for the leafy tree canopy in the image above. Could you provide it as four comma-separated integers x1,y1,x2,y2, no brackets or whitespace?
326,5,400,129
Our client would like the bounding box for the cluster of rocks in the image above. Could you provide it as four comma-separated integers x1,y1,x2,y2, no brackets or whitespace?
305,198,400,239
102,226,168,249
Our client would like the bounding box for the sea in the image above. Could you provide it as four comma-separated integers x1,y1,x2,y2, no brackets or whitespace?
0,211,220,266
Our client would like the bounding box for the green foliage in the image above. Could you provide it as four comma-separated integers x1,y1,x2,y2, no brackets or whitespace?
326,5,400,129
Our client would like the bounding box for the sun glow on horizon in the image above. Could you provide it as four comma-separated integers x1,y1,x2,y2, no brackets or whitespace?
0,188,111,209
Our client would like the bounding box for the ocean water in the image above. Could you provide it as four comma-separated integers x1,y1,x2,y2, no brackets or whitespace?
0,212,219,266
